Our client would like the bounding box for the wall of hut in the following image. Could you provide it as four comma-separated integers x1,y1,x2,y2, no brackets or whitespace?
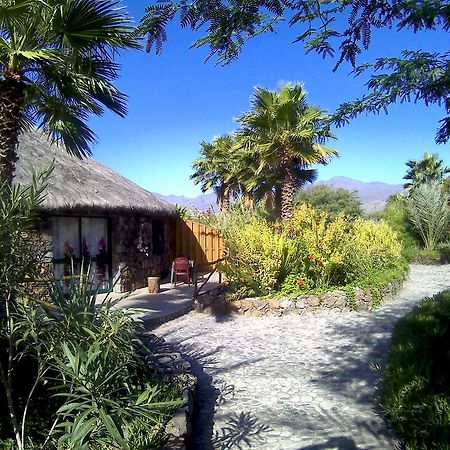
111,214,174,292
32,214,175,293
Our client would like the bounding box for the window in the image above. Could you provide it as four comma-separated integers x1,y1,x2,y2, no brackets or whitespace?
52,216,110,290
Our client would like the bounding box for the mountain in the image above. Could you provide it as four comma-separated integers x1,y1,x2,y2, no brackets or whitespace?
155,192,217,211
156,176,404,213
315,176,404,213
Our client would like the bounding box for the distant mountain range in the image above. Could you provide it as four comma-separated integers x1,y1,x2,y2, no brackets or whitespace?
156,176,404,213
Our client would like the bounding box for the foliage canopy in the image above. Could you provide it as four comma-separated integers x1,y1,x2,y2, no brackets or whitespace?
295,185,364,221
140,0,450,143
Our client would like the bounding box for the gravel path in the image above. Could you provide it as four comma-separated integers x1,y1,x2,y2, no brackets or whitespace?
153,265,450,450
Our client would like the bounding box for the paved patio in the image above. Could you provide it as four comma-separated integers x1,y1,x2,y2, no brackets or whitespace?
98,272,221,328
152,264,450,449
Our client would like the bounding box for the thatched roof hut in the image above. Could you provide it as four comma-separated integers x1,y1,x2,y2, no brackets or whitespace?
14,132,177,217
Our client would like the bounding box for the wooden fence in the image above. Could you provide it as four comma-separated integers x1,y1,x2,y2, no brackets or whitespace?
175,219,225,270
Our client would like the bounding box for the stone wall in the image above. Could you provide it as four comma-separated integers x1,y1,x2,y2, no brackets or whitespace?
111,215,170,292
195,281,403,316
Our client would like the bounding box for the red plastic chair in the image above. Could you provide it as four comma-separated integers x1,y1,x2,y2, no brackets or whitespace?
173,256,191,286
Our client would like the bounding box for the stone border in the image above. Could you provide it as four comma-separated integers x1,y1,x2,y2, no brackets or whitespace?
195,281,403,316
143,334,197,450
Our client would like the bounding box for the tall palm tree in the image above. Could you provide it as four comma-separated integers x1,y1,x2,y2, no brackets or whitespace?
236,83,338,221
403,152,450,192
0,0,137,185
191,134,238,211
234,143,318,215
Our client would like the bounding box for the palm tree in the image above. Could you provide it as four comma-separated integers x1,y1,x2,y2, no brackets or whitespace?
234,144,318,215
236,83,338,221
403,152,450,192
191,134,238,211
0,0,137,185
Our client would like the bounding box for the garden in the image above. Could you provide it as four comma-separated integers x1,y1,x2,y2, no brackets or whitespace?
0,0,449,448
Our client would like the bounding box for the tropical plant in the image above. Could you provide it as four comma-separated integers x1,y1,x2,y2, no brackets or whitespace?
0,167,52,306
141,1,450,143
0,271,180,449
235,142,319,218
235,83,338,221
191,134,239,211
295,185,363,221
406,183,450,251
403,152,450,191
0,0,137,185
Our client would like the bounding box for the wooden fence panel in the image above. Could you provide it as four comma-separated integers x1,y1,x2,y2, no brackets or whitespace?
175,219,225,269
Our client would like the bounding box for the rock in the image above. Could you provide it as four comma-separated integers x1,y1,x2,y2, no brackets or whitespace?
240,299,254,311
357,302,369,312
248,309,263,317
296,299,306,309
269,298,281,309
254,300,269,311
334,294,347,308
280,297,293,309
230,300,242,310
305,295,320,307
322,292,337,308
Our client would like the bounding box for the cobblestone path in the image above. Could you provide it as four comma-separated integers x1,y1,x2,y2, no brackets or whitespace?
153,265,450,450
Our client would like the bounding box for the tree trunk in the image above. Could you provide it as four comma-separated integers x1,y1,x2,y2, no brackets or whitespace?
280,154,296,221
243,192,254,208
274,184,282,218
217,184,230,211
0,73,25,186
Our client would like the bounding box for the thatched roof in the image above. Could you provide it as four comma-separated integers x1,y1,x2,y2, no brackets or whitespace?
14,132,178,218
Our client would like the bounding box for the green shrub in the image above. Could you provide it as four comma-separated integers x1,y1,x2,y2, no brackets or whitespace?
1,271,180,449
285,204,353,288
380,290,450,449
375,195,423,261
220,217,288,296
295,184,364,221
284,204,405,294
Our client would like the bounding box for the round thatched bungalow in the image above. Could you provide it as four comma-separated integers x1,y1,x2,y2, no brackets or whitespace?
15,132,179,292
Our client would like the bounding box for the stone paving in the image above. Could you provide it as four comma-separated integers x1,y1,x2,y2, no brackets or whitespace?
153,265,450,450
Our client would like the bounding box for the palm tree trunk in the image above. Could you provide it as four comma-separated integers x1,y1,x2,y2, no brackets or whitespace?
221,188,230,211
280,154,296,221
0,73,25,186
243,192,254,208
274,184,282,218
216,184,230,211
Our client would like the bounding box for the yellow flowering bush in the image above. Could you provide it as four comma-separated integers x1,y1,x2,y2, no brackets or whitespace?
285,204,354,286
220,203,406,299
351,219,403,267
221,217,287,296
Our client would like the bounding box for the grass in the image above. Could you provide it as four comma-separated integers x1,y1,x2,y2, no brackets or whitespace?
380,290,450,449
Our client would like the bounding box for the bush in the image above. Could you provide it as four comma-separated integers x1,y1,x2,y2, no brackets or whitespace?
295,185,364,221
283,204,405,293
220,217,288,296
380,290,450,449
346,218,404,285
224,203,407,301
0,275,181,449
285,204,353,288
375,195,423,261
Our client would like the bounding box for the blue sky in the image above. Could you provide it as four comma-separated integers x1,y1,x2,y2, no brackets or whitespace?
88,1,449,198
